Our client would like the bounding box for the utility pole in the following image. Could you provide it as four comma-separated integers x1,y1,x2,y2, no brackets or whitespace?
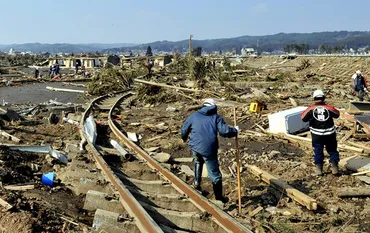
189,35,193,55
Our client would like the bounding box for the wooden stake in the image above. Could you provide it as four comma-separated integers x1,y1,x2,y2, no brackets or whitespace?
233,107,242,214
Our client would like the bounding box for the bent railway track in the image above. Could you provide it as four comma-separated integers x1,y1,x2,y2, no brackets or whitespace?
80,90,253,233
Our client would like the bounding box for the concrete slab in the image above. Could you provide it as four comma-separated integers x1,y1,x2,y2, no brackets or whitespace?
76,178,111,195
129,189,198,212
140,202,225,233
65,143,80,154
125,178,178,195
93,209,138,233
84,190,125,213
349,101,370,111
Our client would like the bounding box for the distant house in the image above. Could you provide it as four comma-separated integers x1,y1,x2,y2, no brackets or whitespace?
154,55,173,67
48,56,105,68
241,48,255,57
107,55,121,66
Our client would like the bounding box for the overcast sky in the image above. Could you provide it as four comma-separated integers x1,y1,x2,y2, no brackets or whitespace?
0,0,369,44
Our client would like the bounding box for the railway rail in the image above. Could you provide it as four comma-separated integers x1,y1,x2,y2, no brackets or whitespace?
80,90,253,233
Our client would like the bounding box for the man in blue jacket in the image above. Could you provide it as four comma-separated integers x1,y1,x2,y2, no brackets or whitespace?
181,99,239,203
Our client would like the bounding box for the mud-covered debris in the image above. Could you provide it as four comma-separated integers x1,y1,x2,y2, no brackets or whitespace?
166,106,178,112
136,84,179,105
0,109,22,121
152,152,171,163
181,165,194,176
127,132,138,142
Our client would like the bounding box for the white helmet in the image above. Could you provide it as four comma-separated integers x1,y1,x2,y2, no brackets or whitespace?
356,70,361,75
203,98,216,106
313,90,325,99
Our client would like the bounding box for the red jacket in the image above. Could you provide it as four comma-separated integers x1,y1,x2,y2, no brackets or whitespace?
301,102,340,142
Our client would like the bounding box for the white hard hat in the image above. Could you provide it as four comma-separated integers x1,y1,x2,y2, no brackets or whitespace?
313,90,325,98
356,70,361,75
203,98,216,106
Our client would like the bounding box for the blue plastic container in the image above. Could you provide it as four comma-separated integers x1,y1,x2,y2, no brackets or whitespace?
41,172,55,187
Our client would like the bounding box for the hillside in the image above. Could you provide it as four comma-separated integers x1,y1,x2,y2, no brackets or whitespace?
0,43,136,53
103,31,370,53
1,31,370,54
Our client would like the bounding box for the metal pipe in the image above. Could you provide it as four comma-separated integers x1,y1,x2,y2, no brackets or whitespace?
110,139,132,160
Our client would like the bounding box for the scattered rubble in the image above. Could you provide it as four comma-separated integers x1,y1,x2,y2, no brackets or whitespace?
1,55,370,232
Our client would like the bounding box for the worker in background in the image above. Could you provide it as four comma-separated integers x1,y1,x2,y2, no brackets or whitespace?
55,63,60,75
48,65,52,78
51,64,56,77
181,99,239,203
81,65,86,77
75,62,79,74
34,68,39,79
301,90,340,176
352,70,368,101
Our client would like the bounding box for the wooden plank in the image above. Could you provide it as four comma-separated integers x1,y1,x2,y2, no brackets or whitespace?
351,170,370,176
353,133,370,139
0,130,21,143
340,112,357,123
337,188,370,197
0,198,13,211
4,184,35,191
135,79,206,94
46,86,85,94
245,164,317,210
347,141,370,152
248,206,263,217
339,131,353,144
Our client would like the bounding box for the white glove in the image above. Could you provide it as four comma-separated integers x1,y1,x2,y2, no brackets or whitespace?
364,88,369,93
235,126,240,132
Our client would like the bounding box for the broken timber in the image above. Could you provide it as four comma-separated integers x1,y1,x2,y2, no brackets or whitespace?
4,184,35,191
0,198,13,211
46,86,85,94
337,187,370,197
134,78,218,96
346,141,370,152
0,130,21,143
245,164,317,210
339,131,353,144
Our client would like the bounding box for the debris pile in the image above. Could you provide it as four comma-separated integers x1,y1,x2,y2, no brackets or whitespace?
0,146,88,232
87,67,136,95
